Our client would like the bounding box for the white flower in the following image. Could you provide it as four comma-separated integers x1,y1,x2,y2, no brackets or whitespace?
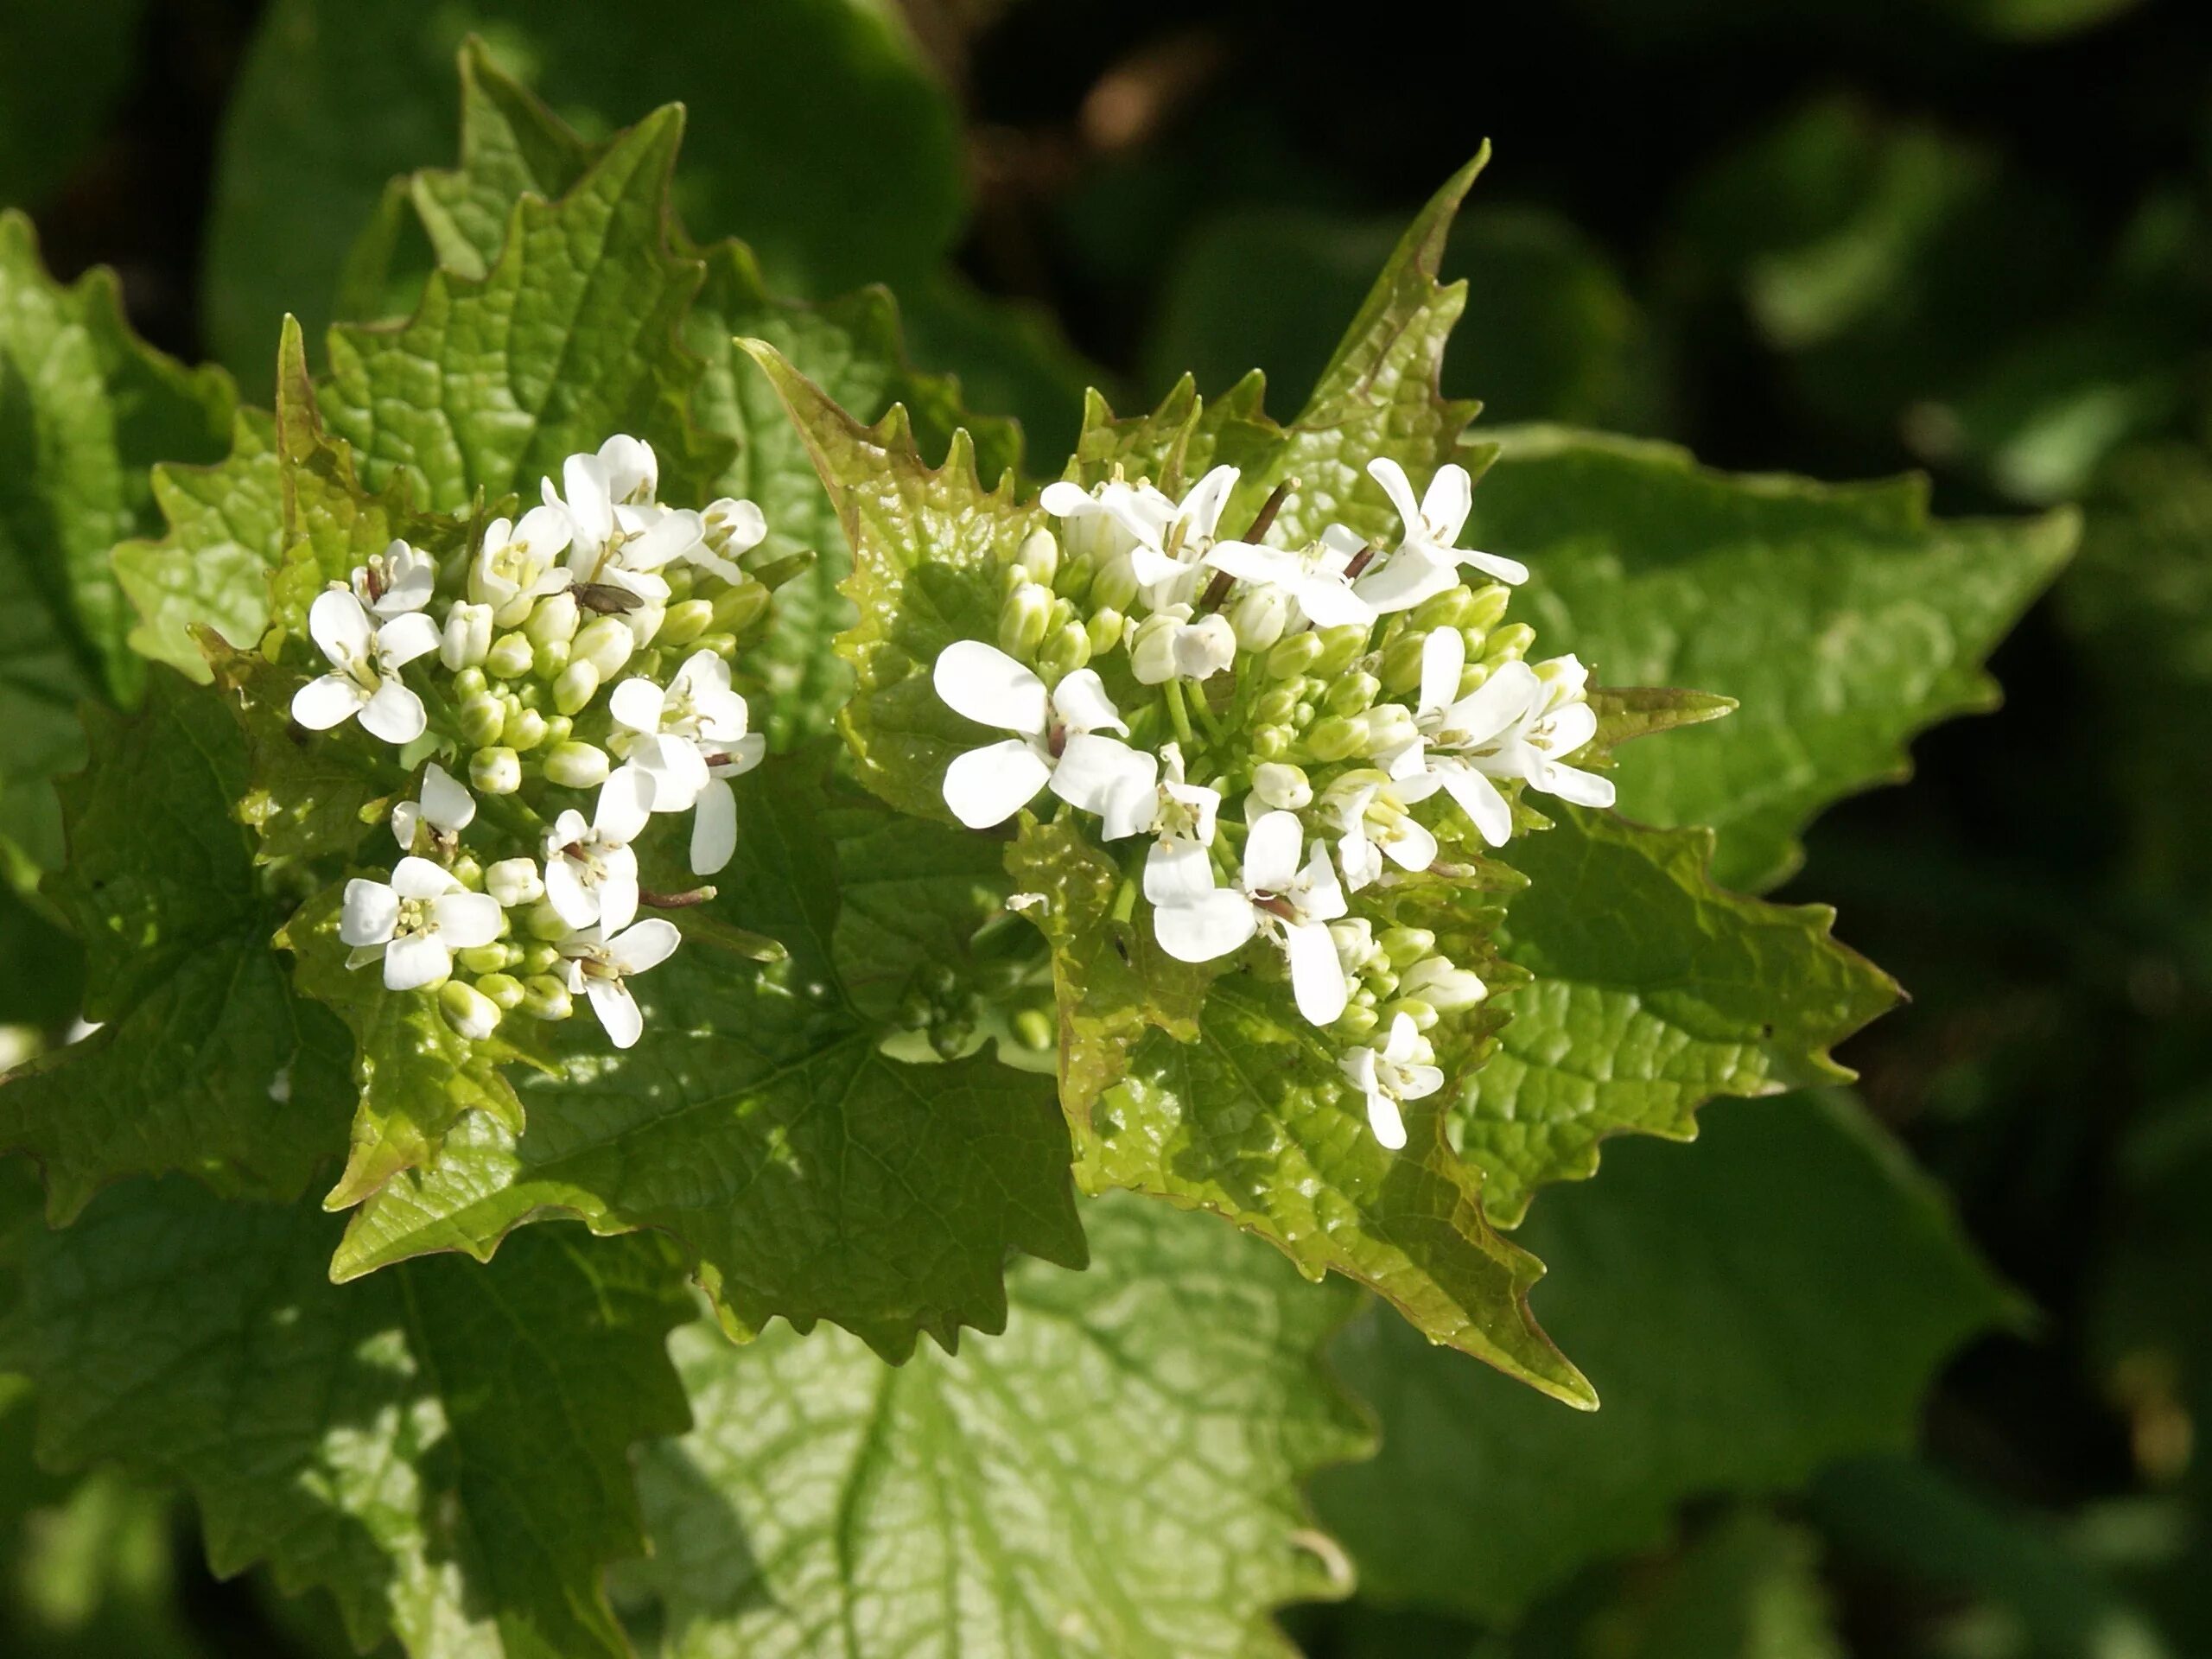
391,762,475,854
688,497,769,583
1389,631,1611,844
1351,457,1529,613
1152,809,1350,1027
609,649,762,815
1133,741,1223,909
350,538,435,618
560,918,681,1049
931,642,1154,832
469,505,575,626
484,857,543,909
1039,474,1174,566
1201,534,1375,629
339,856,504,993
1329,773,1442,891
543,767,655,938
1339,1012,1444,1150
1127,464,1240,593
1128,605,1238,685
290,588,440,745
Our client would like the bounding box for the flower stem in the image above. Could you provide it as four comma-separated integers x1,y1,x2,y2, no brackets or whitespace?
1164,679,1194,747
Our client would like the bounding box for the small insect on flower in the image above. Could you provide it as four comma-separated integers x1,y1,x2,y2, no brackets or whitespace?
290,588,441,745
339,856,505,992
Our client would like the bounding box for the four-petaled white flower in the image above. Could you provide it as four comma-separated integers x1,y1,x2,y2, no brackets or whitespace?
1339,1012,1444,1150
560,918,682,1049
1153,809,1351,1027
1330,772,1442,891
352,538,435,618
543,766,655,938
610,649,762,817
1351,457,1529,613
291,588,441,745
931,643,1154,831
340,856,505,992
1039,474,1173,565
391,762,475,854
470,506,575,626
1389,629,1611,845
1201,532,1376,629
688,497,769,584
552,435,702,611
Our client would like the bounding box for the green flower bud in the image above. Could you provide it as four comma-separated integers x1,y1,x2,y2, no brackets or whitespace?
459,694,506,748
1014,527,1058,587
1036,620,1092,678
470,747,522,795
543,715,574,746
997,582,1053,659
1379,629,1430,695
520,974,574,1020
1252,725,1291,760
1456,659,1492,701
1012,1007,1053,1051
440,601,493,671
486,631,535,680
531,637,571,680
1357,706,1416,756
475,972,527,1011
1305,715,1365,762
1267,631,1324,679
525,590,580,648
1325,671,1381,716
438,980,501,1041
1090,552,1140,614
572,616,635,679
1379,926,1437,969
658,598,715,647
1411,585,1478,631
1484,622,1535,665
455,943,510,977
1255,686,1300,725
1401,956,1487,1012
451,855,485,892
505,709,550,753
1384,997,1440,1033
1053,550,1093,602
553,660,601,717
664,564,696,601
1464,582,1512,633
1231,585,1292,652
693,631,739,659
709,580,770,635
1085,607,1125,656
543,741,611,790
485,857,543,909
1252,761,1313,810
452,666,488,701
1311,623,1370,677
519,941,559,976
1334,1002,1380,1041
524,899,571,942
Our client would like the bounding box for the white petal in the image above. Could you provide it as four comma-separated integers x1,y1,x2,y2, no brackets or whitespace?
1421,462,1473,542
691,777,736,874
377,610,442,669
1154,890,1257,963
432,891,505,950
359,682,428,746
1535,762,1616,809
518,503,574,558
634,734,710,812
1289,574,1375,628
291,674,365,730
1177,465,1239,539
586,977,645,1048
608,677,666,735
1447,662,1541,747
1128,545,1192,589
391,800,423,851
1439,765,1514,848
709,498,766,553
1541,701,1599,759
1144,838,1218,906
1463,548,1531,587
1420,626,1465,719
421,763,475,833
933,640,1049,735
595,864,639,938
606,918,681,976
1384,817,1438,873
1039,480,1093,518
1354,547,1457,614
563,453,613,547
1047,735,1156,829
1382,1012,1421,1064
308,588,372,664
544,857,601,928
1338,830,1382,893
391,856,456,900
942,740,1052,829
1399,1064,1446,1102
1200,541,1299,584
339,879,399,947
594,766,656,842
626,509,703,571
1242,810,1304,893
1284,921,1349,1027
712,733,766,777
693,685,751,744
1050,669,1125,736
1367,456,1424,537
1366,1090,1408,1151
1299,840,1348,921
383,932,452,992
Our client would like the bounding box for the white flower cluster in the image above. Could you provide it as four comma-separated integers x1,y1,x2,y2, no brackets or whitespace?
933,454,1613,1150
292,435,772,1049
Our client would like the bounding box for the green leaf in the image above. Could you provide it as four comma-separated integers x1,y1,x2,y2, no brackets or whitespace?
1465,804,1898,1225
628,1192,1370,1657
1311,1094,2011,1623
0,0,149,211
328,754,1085,1361
0,213,234,868
3,1177,693,1658
1580,1510,1847,1659
0,673,352,1221
206,0,967,383
1474,427,2076,890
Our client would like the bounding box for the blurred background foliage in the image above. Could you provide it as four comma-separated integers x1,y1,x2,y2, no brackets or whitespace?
4,0,2212,1654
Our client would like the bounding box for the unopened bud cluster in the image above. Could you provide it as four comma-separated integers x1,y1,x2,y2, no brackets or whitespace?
291,435,782,1049
931,453,1616,1150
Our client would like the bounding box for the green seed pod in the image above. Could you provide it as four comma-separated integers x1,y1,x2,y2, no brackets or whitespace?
470,747,522,795
525,590,580,649
1310,623,1370,677
520,974,574,1021
1305,715,1365,763
438,980,500,1040
658,598,715,648
1267,630,1324,680
997,582,1053,659
1036,620,1091,679
553,660,601,717
486,631,535,680
455,944,510,977
1379,629,1431,696
543,741,611,790
505,708,550,753
1380,926,1437,969
1014,527,1058,587
459,694,506,748
1484,622,1536,665
531,637,570,681
475,972,528,1011
1085,607,1125,656
1325,671,1382,717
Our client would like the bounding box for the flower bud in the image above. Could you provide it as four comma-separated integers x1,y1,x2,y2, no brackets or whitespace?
658,598,715,647
572,616,636,679
1334,1002,1379,1040
1084,607,1126,657
622,602,666,650
1267,630,1324,680
525,590,580,648
459,694,506,747
1304,715,1365,762
451,666,488,701
1357,706,1416,756
1252,725,1290,759
1255,685,1302,726
520,974,574,1021
470,747,521,795
1484,622,1535,665
709,580,770,636
664,564,696,601
1380,926,1437,969
1412,585,1478,632
1036,620,1091,679
438,980,501,1040
1014,527,1058,587
997,582,1053,659
1379,629,1430,695
1252,761,1313,810
440,601,493,671
1325,671,1381,716
1400,956,1487,1012
552,660,601,717
505,708,550,753
1090,552,1140,614
695,631,739,658
486,631,534,680
543,741,612,790
1464,582,1513,633
475,971,528,1012
1311,624,1370,677
1230,585,1292,652
523,899,571,941
485,857,543,908
1127,613,1179,685
455,943,512,977
1456,659,1492,701
520,941,560,976
532,639,570,683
